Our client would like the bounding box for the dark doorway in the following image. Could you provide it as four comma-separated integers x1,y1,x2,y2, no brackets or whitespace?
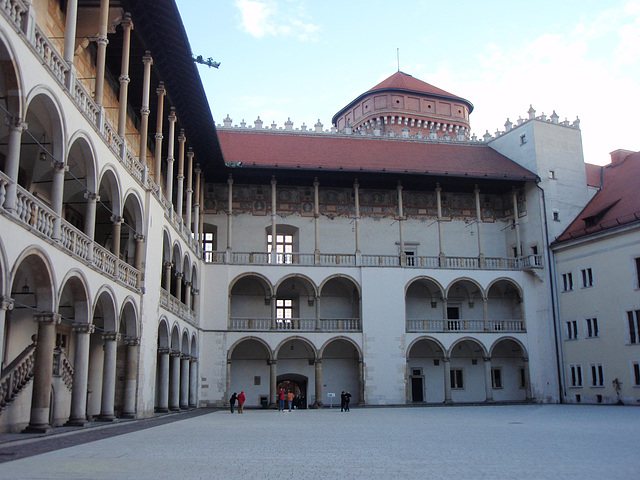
277,374,308,409
411,377,424,402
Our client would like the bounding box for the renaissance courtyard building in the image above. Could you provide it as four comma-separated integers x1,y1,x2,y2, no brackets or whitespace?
0,0,637,433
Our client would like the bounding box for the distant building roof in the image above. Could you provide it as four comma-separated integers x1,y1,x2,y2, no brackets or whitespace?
217,129,537,181
555,151,640,243
585,163,602,188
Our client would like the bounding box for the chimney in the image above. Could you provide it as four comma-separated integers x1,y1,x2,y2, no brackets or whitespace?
609,149,634,166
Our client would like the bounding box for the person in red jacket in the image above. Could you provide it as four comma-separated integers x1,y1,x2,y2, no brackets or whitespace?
237,391,246,414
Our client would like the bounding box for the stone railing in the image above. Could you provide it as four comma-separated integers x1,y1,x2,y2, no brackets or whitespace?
319,253,356,266
160,288,197,325
73,80,99,125
0,342,36,413
407,318,525,333
53,348,74,391
0,0,28,31
60,221,92,263
318,318,360,331
14,184,56,238
228,317,361,332
230,317,271,331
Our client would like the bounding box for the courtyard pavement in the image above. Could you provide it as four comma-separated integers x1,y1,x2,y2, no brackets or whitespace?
0,404,638,479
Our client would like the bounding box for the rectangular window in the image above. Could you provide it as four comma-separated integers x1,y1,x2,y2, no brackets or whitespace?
549,170,556,179
405,251,415,267
562,273,573,292
633,362,640,387
581,268,593,288
628,310,640,344
636,257,640,288
590,363,604,387
553,210,560,222
203,232,215,262
519,367,526,389
491,368,503,389
268,234,294,264
450,368,464,389
585,318,599,338
566,320,578,340
569,364,583,387
276,299,293,321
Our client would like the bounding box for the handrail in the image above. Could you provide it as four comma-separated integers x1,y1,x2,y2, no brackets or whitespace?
0,342,36,412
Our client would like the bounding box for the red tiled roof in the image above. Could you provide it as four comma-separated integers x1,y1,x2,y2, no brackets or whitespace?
217,130,537,181
367,71,462,100
585,163,602,188
555,151,640,242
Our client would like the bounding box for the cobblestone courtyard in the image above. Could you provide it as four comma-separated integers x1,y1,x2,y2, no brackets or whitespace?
1,405,638,479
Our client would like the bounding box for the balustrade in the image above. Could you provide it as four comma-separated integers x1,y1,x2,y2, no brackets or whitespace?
0,0,27,30
0,343,36,412
407,318,525,333
160,288,197,325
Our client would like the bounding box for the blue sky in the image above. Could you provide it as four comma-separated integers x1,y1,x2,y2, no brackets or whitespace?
177,0,640,165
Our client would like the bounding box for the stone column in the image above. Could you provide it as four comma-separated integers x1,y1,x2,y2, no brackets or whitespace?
484,357,494,402
184,281,192,308
193,166,201,238
226,176,233,251
67,323,95,426
192,288,200,316
443,357,452,404
3,118,25,213
121,337,139,418
110,215,122,259
174,272,183,303
269,359,277,407
523,357,532,401
354,180,361,254
138,52,153,167
169,350,181,411
83,192,99,240
314,359,323,407
176,130,186,218
63,0,78,66
180,354,190,409
163,262,172,290
153,82,166,184
359,359,365,404
189,357,198,408
165,108,177,202
315,296,321,331
270,295,277,330
185,149,194,228
442,297,448,331
397,182,405,265
99,332,120,421
134,234,145,288
512,188,522,257
51,160,68,241
117,14,133,138
474,185,485,266
0,297,14,364
270,177,277,264
156,347,170,412
483,297,490,332
436,183,445,265
25,312,61,433
199,178,205,248
313,178,320,262
93,0,110,106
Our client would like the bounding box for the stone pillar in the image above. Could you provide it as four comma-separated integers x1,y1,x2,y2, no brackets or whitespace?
0,297,14,364
512,188,522,257
192,288,200,316
199,178,205,248
523,357,532,401
474,185,485,266
270,177,277,264
63,0,78,66
180,354,190,409
2,118,25,213
270,295,277,330
269,360,277,407
436,183,445,265
314,359,323,407
156,347,170,412
67,323,95,426
184,281,192,308
443,357,452,404
185,149,194,228
139,52,153,167
176,130,186,218
165,108,177,202
313,178,320,261
51,160,68,241
193,166,201,238
153,82,166,184
163,262,172,290
397,182,405,265
134,234,145,289
226,176,233,251
189,357,198,408
359,359,365,404
93,0,110,106
354,180,361,253
117,14,133,138
175,272,183,303
110,215,122,259
83,192,99,240
99,332,120,421
121,337,139,418
483,297,490,332
25,312,61,433
442,297,448,331
484,357,494,402
169,350,181,411
315,296,321,331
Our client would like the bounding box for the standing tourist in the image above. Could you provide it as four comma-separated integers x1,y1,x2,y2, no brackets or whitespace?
229,392,237,414
287,391,294,412
344,391,352,412
237,391,246,414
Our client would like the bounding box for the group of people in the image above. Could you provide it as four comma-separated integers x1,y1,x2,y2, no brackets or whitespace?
278,389,303,411
340,391,352,412
228,392,245,414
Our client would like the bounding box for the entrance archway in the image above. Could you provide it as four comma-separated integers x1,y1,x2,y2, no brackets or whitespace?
277,373,307,409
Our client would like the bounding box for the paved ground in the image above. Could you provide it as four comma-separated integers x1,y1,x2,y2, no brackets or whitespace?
0,405,638,479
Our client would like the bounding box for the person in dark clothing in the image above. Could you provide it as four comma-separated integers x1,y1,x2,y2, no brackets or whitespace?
229,392,237,414
344,391,352,412
340,391,346,412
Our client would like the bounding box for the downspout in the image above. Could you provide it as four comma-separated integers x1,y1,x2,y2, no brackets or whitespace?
537,183,565,403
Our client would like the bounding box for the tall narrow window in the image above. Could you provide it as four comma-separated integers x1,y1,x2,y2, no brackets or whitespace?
585,318,599,338
635,257,640,288
562,273,573,292
268,234,294,264
590,363,604,387
566,320,578,340
581,268,593,288
203,232,215,262
628,310,640,344
450,368,464,389
491,368,503,389
633,362,640,387
569,364,583,387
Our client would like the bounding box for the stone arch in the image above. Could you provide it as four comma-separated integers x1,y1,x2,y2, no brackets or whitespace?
119,298,138,339
486,278,524,328
0,31,24,120
406,336,447,403
63,133,98,232
190,333,198,358
319,274,361,297
274,336,318,360
445,278,485,324
275,275,317,327
157,317,170,349
181,329,190,354
170,323,181,351
229,273,273,328
228,337,273,407
0,237,7,295
229,272,274,297
92,287,118,333
489,337,529,402
20,88,66,205
121,190,144,266
319,337,363,405
227,336,273,362
160,230,172,289
448,337,489,358
170,242,182,298
406,336,447,360
182,254,191,283
58,270,91,324
405,276,446,331
318,275,361,330
10,247,56,312
448,337,489,403
274,273,318,297
445,277,485,300
95,167,122,251
486,277,523,300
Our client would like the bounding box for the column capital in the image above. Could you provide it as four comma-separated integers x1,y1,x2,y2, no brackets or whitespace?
118,74,130,84
483,356,492,362
1,296,15,311
170,349,182,358
186,149,194,159
156,82,166,96
192,288,200,295
84,191,100,202
96,34,108,46
164,261,173,269
190,356,198,363
167,155,175,164
435,183,442,193
184,281,192,288
51,160,68,172
121,12,133,30
174,271,183,279
180,353,190,360
194,166,201,175
140,107,150,116
6,116,27,131
134,233,145,243
72,323,95,334
271,176,277,186
177,173,185,181
268,359,277,365
158,347,170,355
124,337,140,346
442,356,451,363
142,51,153,66
110,214,123,224
178,129,186,143
102,332,121,342
522,356,529,363
155,132,163,140
33,312,61,325
168,107,177,123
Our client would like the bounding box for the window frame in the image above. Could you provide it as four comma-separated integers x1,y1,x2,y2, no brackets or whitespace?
561,272,574,292
627,310,640,344
581,267,594,288
632,362,640,387
491,367,503,389
450,368,464,390
590,363,604,387
568,364,583,388
566,320,578,340
585,317,599,338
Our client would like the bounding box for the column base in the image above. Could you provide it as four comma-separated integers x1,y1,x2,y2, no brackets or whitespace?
485,399,495,404
444,399,453,405
188,403,197,409
97,414,117,422
169,406,181,412
23,423,52,434
119,412,136,419
179,404,189,410
155,407,169,413
65,418,89,427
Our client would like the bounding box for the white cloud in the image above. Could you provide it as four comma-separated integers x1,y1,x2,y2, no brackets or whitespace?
235,0,321,41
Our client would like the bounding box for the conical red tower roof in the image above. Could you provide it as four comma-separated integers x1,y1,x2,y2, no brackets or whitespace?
366,71,464,102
